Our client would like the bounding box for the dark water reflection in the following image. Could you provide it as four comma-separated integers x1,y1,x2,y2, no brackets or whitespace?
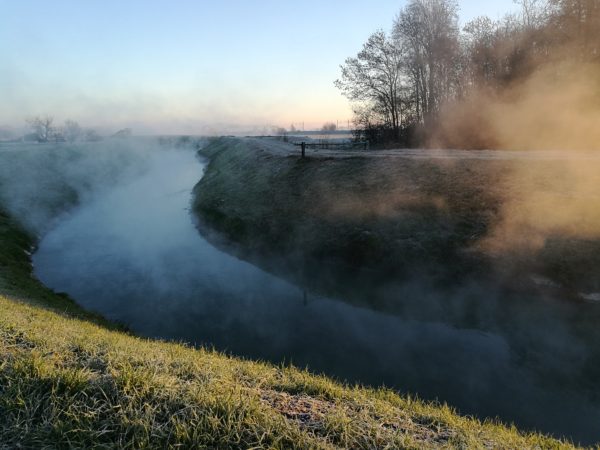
33,149,600,445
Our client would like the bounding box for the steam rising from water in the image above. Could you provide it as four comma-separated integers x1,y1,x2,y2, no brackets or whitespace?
479,156,600,255
435,62,600,152
0,140,159,234
487,63,600,152
426,60,600,271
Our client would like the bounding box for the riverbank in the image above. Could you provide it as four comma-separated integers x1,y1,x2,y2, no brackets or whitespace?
193,137,600,301
0,141,581,448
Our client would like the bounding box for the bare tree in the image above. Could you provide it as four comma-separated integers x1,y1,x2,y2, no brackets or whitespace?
351,103,396,144
335,30,406,140
26,115,54,142
463,16,502,86
514,0,551,29
272,126,289,142
334,0,599,148
393,0,461,125
63,120,82,143
321,122,337,132
549,0,600,60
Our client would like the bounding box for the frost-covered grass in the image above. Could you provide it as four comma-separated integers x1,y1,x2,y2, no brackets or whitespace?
194,138,600,298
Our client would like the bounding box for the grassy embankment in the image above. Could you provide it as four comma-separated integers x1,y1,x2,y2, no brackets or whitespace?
194,138,600,300
0,142,580,448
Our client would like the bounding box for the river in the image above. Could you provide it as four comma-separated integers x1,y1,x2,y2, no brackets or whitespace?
32,146,600,445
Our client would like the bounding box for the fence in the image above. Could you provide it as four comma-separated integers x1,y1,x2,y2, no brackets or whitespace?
293,140,370,158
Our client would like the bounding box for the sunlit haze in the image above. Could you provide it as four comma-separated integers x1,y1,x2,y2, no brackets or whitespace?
1,0,518,134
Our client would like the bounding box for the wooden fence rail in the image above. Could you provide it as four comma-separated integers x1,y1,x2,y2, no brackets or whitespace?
293,141,369,158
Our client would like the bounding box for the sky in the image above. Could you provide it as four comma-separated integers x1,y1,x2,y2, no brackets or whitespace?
0,0,519,135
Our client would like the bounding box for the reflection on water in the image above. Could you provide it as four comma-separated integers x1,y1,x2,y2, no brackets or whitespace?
33,148,600,445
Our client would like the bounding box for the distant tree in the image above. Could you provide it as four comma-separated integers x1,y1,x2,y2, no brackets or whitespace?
63,120,82,143
26,115,54,142
272,126,289,142
321,122,337,132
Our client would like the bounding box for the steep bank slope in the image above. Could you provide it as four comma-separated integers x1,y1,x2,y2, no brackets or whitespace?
193,138,600,297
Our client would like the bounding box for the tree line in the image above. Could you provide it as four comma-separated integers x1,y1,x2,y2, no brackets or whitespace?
25,116,102,143
335,0,600,148
24,117,134,143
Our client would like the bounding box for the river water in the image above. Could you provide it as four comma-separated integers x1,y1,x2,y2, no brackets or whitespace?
32,147,600,445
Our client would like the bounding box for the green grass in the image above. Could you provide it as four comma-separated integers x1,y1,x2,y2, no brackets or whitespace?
0,144,584,448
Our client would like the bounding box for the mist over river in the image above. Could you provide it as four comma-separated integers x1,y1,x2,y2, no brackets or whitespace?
32,147,600,445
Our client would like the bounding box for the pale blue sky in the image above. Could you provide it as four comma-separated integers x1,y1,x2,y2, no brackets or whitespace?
0,1,518,134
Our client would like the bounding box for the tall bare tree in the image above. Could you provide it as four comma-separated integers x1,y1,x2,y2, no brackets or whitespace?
26,116,54,142
63,120,82,143
514,0,552,29
463,16,500,87
393,0,461,125
335,0,599,147
335,30,406,139
549,0,600,60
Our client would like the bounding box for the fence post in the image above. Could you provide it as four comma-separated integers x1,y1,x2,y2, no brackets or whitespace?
301,142,306,159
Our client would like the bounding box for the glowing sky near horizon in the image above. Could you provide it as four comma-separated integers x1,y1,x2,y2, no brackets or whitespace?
1,0,518,134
